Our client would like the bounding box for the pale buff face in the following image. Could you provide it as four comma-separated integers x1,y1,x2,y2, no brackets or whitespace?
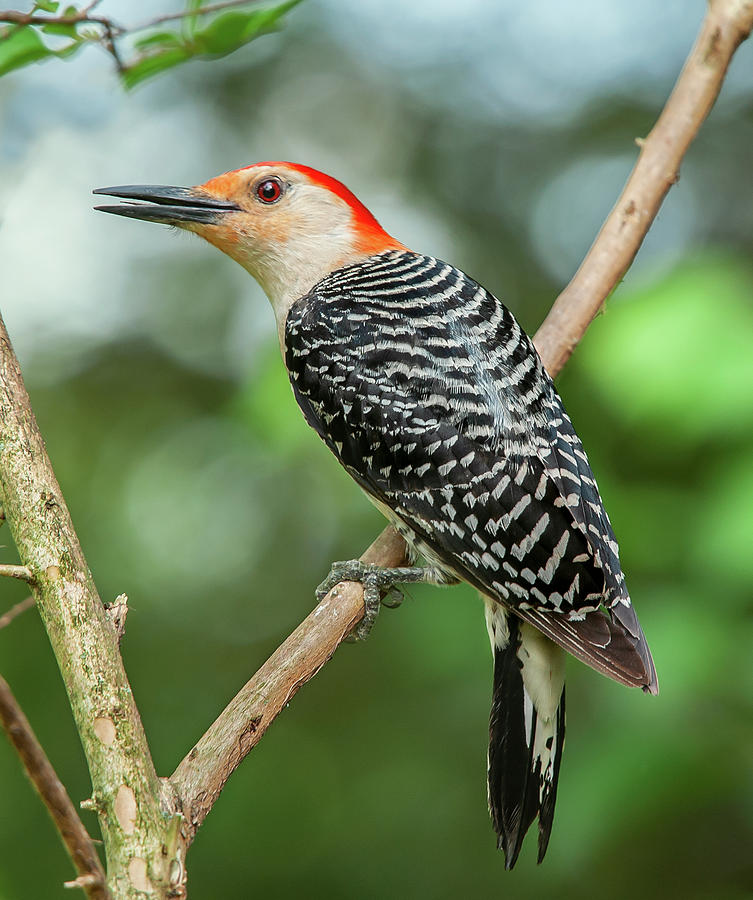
187,165,402,340
95,163,404,346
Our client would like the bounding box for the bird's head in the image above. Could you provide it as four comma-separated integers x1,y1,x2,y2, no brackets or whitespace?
95,162,405,332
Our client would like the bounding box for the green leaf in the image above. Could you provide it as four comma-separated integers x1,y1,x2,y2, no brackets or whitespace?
121,46,192,89
190,0,304,57
41,21,81,38
133,30,185,51
55,38,83,59
0,26,53,76
183,0,205,38
122,0,303,88
33,0,59,11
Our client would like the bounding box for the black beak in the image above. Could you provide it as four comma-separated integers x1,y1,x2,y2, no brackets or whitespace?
93,185,241,225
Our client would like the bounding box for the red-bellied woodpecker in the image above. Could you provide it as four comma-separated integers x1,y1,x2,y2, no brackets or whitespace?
94,162,658,868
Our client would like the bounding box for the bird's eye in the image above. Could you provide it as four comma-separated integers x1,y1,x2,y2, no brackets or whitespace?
255,178,283,204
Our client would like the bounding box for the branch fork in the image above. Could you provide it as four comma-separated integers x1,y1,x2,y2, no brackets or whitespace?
2,1,753,896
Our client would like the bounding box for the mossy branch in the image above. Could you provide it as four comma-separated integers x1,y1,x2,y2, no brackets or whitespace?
0,320,184,898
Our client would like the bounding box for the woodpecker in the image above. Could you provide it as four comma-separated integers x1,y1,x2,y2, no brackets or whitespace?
94,163,658,868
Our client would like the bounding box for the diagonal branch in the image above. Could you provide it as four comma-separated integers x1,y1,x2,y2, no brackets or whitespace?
0,674,109,900
169,0,753,834
533,0,753,375
0,595,35,630
170,526,406,841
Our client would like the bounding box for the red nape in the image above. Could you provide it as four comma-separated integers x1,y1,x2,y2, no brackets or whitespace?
238,161,406,255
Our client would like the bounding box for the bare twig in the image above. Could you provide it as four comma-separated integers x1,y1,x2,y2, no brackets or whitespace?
127,0,267,33
0,0,271,76
170,0,753,832
0,595,34,630
533,0,753,375
0,0,264,34
0,674,109,900
0,563,33,582
0,7,121,32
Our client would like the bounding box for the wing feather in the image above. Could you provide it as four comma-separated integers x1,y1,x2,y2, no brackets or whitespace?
285,252,657,691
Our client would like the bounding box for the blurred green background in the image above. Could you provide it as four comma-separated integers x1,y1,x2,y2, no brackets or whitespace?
2,1,753,897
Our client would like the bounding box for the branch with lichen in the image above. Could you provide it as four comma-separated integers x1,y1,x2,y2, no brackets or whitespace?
0,320,184,898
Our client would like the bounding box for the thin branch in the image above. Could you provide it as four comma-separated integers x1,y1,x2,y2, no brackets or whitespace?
0,594,34,630
170,0,753,836
0,0,265,34
0,674,109,900
0,318,183,896
127,0,267,33
0,8,122,32
0,0,269,76
0,563,33,582
170,526,407,841
533,0,753,375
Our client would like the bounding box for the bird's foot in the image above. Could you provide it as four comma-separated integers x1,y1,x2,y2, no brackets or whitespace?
315,560,435,640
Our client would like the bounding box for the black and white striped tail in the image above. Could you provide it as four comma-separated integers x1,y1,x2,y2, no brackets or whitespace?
485,602,566,869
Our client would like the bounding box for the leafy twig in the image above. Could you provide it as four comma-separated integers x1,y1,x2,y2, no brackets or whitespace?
127,0,272,33
0,0,302,86
0,7,121,31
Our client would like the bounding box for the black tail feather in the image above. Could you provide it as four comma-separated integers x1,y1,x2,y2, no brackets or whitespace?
487,615,566,869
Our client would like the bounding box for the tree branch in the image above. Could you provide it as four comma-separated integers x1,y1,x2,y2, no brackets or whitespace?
0,563,34,582
169,0,753,835
0,674,109,899
0,594,35,630
170,526,407,841
0,318,183,898
127,0,270,33
533,0,753,374
0,0,266,35
0,0,276,78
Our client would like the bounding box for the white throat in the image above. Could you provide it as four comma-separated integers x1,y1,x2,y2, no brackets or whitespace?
235,183,371,346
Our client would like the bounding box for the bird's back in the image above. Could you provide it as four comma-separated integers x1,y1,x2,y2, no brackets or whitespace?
285,249,656,692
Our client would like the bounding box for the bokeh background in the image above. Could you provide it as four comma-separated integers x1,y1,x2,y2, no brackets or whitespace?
2,0,753,897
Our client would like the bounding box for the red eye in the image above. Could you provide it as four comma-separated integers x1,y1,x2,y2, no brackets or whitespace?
256,178,283,203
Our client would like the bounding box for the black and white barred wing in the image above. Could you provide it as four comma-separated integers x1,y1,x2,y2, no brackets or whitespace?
285,252,656,691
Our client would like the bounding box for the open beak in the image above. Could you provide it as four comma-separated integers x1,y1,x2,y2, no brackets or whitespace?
93,185,241,225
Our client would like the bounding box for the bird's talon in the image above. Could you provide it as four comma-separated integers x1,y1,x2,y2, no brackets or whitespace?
381,587,404,609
